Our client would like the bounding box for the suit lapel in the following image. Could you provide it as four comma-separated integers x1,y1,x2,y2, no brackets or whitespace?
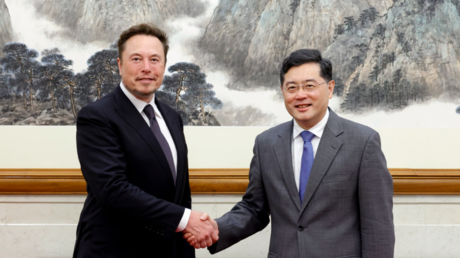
113,86,175,187
274,121,301,211
155,99,186,204
299,110,343,216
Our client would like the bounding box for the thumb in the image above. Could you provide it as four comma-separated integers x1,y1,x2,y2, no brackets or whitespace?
200,213,209,221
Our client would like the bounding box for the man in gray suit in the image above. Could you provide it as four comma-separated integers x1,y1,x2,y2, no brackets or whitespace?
185,49,395,257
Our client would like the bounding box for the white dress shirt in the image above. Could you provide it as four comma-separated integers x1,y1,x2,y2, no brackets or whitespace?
292,109,329,190
120,82,190,232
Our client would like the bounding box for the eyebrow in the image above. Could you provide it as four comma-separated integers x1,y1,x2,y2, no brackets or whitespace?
150,54,161,59
285,78,317,84
129,53,162,59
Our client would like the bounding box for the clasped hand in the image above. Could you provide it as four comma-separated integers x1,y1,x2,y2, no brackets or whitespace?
183,211,219,249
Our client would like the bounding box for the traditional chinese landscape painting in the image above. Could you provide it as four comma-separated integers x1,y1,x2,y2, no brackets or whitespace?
0,0,459,127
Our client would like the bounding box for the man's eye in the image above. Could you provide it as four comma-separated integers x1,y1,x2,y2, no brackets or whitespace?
133,58,140,61
306,84,315,88
288,86,297,90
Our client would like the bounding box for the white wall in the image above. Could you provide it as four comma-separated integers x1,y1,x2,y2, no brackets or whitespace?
1,195,460,258
1,126,460,169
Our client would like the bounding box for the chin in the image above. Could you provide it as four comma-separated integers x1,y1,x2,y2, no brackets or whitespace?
131,88,155,98
295,112,312,120
296,114,314,123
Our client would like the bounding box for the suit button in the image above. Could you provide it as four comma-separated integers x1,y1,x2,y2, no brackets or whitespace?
298,225,304,231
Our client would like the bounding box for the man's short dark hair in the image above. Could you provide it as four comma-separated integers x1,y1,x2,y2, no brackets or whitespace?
280,49,332,85
118,23,169,63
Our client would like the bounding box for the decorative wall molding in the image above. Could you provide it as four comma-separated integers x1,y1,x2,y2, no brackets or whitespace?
0,168,459,195
391,168,460,195
0,169,86,195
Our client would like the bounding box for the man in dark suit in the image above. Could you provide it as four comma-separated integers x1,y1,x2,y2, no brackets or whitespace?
185,49,395,257
73,23,217,258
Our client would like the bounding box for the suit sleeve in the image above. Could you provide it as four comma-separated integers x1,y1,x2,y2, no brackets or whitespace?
76,105,185,238
209,136,271,254
359,131,395,258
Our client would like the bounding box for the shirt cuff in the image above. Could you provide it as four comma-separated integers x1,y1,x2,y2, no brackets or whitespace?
175,208,191,232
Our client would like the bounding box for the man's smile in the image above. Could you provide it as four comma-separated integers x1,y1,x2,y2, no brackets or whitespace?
137,77,155,81
295,103,312,110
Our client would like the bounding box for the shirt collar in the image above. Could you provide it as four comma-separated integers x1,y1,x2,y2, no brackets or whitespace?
292,109,329,140
120,82,162,119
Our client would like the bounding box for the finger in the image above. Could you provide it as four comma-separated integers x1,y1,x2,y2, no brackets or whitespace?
182,233,192,239
200,239,207,249
206,235,213,247
211,230,219,243
211,219,218,229
187,235,195,243
190,240,196,247
200,213,209,221
185,234,195,243
210,219,219,242
194,241,201,249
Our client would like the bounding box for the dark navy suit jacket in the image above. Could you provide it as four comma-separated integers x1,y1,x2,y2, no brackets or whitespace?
73,86,194,258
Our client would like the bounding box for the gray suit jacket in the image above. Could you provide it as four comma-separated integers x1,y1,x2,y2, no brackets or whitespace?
210,109,394,258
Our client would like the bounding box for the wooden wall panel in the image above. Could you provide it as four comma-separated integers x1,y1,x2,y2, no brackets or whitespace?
0,168,459,195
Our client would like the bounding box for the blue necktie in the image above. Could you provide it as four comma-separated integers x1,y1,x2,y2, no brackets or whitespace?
299,131,315,203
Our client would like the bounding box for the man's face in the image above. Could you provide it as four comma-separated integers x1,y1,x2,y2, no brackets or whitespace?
281,63,335,130
117,34,166,102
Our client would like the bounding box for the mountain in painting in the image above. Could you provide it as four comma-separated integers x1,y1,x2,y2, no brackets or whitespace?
33,0,206,43
200,0,460,111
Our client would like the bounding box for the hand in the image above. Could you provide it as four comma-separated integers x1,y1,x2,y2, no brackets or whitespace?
183,213,219,248
183,211,218,248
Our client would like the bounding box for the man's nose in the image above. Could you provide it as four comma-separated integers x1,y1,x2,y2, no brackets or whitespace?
141,60,151,73
296,88,309,99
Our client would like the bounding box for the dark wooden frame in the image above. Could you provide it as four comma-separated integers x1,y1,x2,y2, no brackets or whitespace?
1,168,459,195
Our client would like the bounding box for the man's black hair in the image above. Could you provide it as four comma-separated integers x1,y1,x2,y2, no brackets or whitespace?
280,49,332,85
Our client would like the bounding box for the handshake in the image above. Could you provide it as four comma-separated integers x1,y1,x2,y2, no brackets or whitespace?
182,210,219,249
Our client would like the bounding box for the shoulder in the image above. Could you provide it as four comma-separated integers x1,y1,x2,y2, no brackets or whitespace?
77,92,115,120
339,116,375,135
157,99,179,116
156,99,183,124
332,113,379,144
256,121,292,141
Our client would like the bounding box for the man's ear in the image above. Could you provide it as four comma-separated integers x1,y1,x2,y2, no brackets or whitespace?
328,80,335,99
117,57,122,76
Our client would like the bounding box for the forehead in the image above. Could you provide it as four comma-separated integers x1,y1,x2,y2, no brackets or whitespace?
284,63,321,83
122,34,164,57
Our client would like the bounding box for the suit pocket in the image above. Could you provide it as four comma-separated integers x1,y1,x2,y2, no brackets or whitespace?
268,252,277,258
